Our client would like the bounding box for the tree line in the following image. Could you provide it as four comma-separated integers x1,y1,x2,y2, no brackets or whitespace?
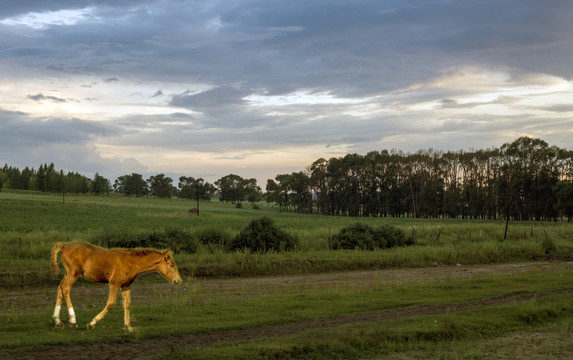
266,137,573,221
2,137,572,220
1,163,111,195
0,164,262,204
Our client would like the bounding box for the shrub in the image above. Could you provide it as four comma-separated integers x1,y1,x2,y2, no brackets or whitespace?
331,223,407,250
92,228,198,254
195,227,232,246
376,224,406,247
331,223,377,250
164,228,198,254
229,216,298,252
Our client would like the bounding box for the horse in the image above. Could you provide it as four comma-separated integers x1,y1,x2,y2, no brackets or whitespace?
50,242,181,332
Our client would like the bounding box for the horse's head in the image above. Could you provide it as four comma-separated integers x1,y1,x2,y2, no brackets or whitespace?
158,250,181,285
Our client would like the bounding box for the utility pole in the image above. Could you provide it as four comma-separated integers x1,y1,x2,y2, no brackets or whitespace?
196,180,200,216
62,175,65,204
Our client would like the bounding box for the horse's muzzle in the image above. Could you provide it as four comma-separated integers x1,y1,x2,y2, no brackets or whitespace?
173,277,181,285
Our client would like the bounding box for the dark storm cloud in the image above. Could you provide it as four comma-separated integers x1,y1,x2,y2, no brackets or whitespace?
3,0,572,97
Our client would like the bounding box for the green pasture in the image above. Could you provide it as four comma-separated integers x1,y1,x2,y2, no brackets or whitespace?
1,264,572,358
1,190,572,286
1,190,572,358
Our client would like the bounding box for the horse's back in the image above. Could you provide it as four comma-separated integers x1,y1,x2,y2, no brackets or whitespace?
61,242,98,259
60,242,104,274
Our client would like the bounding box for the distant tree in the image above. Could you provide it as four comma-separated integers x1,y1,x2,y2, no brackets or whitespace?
554,180,573,221
178,176,216,200
92,173,111,195
215,174,261,203
148,173,176,198
244,177,263,204
114,173,148,197
265,179,281,206
270,172,311,212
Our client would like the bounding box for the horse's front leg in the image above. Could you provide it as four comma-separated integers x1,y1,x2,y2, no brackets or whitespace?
121,288,134,333
87,283,120,330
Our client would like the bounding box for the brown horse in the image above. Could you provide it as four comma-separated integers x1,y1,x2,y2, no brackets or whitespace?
51,242,181,332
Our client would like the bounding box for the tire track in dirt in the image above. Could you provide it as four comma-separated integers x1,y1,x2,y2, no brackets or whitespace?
4,289,572,360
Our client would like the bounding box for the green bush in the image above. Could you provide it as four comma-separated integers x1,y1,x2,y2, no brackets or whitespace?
229,216,298,252
376,224,406,247
331,223,376,250
331,223,407,250
91,228,198,254
164,228,198,254
196,227,232,246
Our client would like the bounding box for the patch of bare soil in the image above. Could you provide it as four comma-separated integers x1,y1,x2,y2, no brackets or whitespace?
1,262,570,360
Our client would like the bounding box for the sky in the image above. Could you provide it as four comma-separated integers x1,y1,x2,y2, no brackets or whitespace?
1,0,572,187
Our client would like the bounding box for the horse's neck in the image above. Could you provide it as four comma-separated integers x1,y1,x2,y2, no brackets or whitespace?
129,252,163,275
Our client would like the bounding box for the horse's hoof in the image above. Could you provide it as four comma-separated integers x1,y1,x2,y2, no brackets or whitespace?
69,322,77,328
123,325,135,333
87,323,94,331
55,323,64,328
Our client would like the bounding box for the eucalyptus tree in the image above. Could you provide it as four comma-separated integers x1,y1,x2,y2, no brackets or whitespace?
308,158,329,214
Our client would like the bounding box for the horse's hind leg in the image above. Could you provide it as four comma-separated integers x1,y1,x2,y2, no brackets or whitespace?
54,272,79,327
53,280,65,327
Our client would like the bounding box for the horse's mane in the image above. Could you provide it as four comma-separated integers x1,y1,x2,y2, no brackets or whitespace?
119,248,166,257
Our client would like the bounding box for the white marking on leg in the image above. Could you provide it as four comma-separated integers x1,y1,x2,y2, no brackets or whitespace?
68,307,77,324
53,305,62,325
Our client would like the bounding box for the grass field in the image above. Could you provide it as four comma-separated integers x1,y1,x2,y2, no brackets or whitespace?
1,190,572,359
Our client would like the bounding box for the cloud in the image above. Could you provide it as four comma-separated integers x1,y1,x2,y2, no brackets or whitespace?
170,87,251,109
1,0,573,185
438,95,521,109
541,104,573,113
27,93,67,103
0,108,138,178
0,109,117,146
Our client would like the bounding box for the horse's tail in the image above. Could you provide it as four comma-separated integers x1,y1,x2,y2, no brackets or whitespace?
51,243,65,275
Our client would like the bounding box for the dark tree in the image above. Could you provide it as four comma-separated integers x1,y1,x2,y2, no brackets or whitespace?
114,173,148,197
148,173,176,198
